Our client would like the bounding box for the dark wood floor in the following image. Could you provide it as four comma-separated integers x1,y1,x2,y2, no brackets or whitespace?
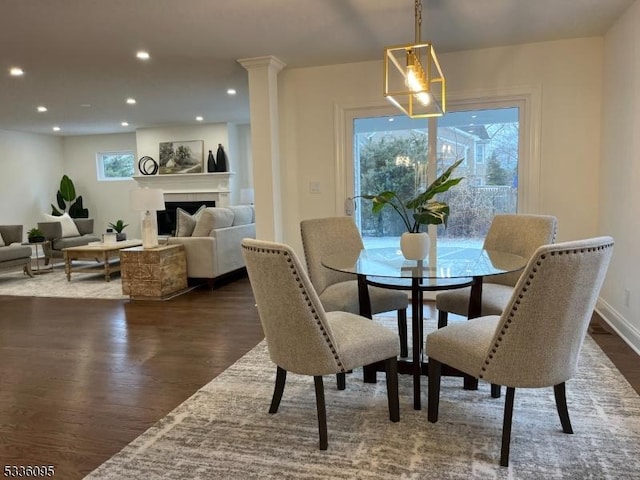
0,278,637,479
0,278,265,479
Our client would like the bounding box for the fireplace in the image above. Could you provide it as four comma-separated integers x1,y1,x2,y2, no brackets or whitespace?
157,200,215,236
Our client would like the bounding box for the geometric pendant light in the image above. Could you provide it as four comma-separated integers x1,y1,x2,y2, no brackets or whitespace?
384,0,446,118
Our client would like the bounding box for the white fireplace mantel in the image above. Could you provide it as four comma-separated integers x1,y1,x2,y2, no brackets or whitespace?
133,172,233,206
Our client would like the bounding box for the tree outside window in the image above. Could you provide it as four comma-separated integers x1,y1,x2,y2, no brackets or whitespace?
97,151,135,181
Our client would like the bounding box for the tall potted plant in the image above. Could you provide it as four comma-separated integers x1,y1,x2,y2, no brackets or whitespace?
361,158,464,259
51,174,89,218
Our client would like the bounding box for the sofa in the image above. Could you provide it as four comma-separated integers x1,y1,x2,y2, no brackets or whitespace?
38,216,101,264
167,205,255,285
0,225,33,277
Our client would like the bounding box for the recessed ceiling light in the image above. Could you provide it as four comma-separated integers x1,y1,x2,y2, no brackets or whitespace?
52,126,61,132
227,88,236,95
126,97,136,104
388,118,395,122
196,116,203,122
37,106,48,113
121,122,129,127
9,67,24,76
136,51,150,60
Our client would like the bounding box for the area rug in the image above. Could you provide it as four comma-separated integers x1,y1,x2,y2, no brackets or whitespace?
85,335,640,479
0,267,127,299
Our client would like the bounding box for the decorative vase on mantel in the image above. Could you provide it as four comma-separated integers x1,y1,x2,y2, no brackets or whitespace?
400,232,430,261
215,144,227,172
207,150,216,173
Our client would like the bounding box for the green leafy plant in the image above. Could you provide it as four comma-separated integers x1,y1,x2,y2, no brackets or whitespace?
27,227,44,238
51,175,89,218
360,158,464,233
108,220,128,233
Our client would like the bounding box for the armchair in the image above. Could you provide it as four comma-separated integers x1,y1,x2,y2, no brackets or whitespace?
435,214,557,328
300,217,409,358
242,238,400,450
38,217,101,264
427,237,614,466
0,225,33,277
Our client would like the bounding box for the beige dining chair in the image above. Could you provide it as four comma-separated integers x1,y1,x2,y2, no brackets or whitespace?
300,217,409,358
435,214,557,327
426,236,614,467
241,238,400,450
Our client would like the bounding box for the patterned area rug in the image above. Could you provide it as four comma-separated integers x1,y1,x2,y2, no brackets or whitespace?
85,335,640,479
0,267,127,299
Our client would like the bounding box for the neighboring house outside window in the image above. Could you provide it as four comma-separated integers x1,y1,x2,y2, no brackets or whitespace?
475,142,486,164
96,151,135,181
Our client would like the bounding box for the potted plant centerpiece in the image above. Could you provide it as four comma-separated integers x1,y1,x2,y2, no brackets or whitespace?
27,227,45,243
361,158,464,260
108,220,128,241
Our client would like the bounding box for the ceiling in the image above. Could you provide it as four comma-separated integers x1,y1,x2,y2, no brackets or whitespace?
0,0,634,137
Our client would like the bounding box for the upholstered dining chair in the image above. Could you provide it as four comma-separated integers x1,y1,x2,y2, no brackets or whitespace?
426,236,614,467
300,217,409,357
241,238,400,450
435,214,557,328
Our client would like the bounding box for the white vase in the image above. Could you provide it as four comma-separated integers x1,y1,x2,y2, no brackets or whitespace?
400,232,430,260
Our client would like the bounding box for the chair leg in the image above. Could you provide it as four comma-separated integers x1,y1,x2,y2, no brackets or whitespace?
554,382,574,434
427,358,442,423
398,309,408,358
491,384,501,398
269,366,287,414
336,372,346,390
384,357,400,422
314,376,328,450
437,310,448,329
23,263,34,278
500,386,516,467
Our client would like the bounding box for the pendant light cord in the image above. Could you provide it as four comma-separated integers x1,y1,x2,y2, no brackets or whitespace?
415,0,422,44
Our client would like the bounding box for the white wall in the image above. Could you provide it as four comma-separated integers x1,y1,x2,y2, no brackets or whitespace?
278,38,603,256
0,129,64,236
61,133,138,236
236,123,253,193
600,0,640,353
226,122,254,204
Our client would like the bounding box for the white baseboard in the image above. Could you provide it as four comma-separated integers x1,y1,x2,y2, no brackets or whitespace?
596,297,640,356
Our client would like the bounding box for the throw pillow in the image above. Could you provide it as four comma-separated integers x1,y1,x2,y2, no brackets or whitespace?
43,212,80,238
191,207,234,237
175,205,206,237
0,231,5,247
229,205,254,226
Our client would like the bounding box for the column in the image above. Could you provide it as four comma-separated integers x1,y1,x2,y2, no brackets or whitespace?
237,55,286,242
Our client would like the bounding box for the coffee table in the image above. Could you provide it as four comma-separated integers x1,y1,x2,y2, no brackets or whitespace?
63,239,143,282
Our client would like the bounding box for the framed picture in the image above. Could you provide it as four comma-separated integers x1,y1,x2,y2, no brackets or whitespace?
158,140,204,174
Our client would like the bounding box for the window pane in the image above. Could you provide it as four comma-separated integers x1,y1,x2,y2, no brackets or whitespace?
438,108,519,246
97,152,135,180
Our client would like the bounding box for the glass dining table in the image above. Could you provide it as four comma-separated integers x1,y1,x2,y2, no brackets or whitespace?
322,246,527,410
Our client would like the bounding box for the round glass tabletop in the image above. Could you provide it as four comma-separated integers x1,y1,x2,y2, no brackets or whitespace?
322,246,526,280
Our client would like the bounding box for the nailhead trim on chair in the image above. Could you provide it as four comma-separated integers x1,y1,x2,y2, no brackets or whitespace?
243,244,346,372
478,241,614,379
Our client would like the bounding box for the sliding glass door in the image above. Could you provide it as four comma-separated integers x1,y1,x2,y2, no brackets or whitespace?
352,104,521,249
